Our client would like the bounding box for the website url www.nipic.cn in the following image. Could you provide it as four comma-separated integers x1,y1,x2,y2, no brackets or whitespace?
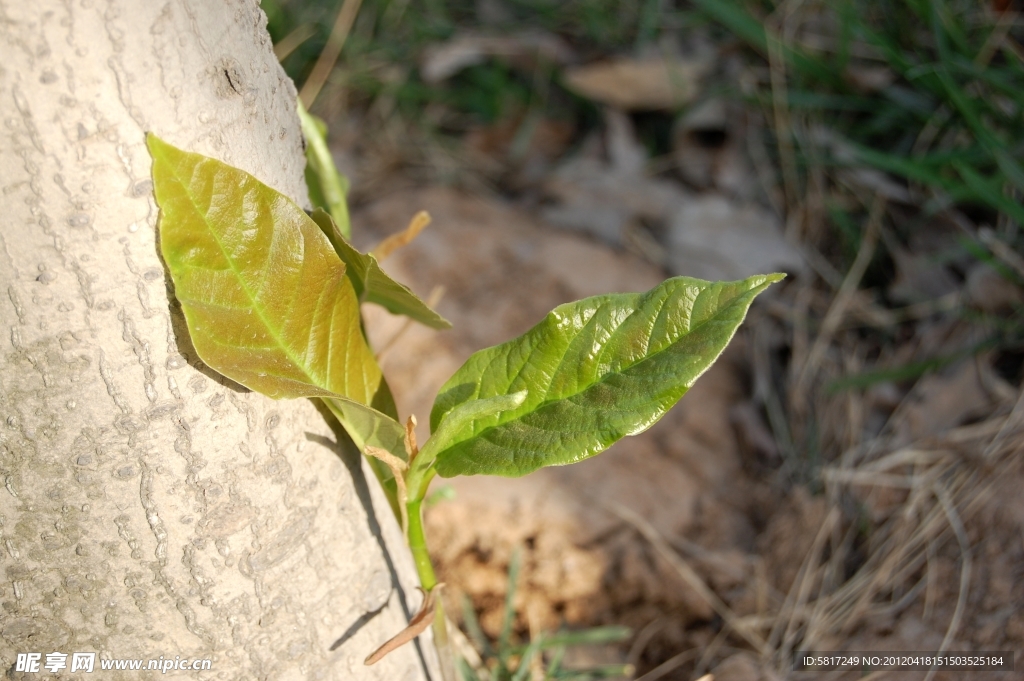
15,652,213,674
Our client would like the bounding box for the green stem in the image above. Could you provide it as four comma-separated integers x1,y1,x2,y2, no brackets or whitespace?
406,498,436,590
407,493,457,681
432,600,457,681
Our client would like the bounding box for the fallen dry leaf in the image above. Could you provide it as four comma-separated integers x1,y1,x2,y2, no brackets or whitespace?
897,359,1000,443
887,244,960,304
666,194,804,280
845,64,896,93
542,110,689,246
364,584,445,665
711,651,781,681
465,116,573,161
563,56,708,110
672,97,755,198
967,262,1024,313
420,30,575,83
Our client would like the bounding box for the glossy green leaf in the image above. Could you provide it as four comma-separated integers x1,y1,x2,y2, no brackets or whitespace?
310,209,451,329
416,391,527,470
428,274,784,478
148,133,385,404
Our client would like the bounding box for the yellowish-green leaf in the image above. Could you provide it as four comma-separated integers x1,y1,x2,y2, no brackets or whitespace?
310,209,451,329
148,133,385,405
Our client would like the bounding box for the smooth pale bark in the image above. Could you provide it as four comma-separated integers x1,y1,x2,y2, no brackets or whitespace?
0,1,436,679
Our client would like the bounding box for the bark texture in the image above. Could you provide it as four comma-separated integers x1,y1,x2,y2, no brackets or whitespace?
0,1,436,679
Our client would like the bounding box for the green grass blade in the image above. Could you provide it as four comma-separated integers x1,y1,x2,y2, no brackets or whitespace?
461,594,493,658
546,645,566,677
510,637,542,681
691,0,842,86
526,626,632,650
954,162,1024,225
827,337,997,393
498,549,522,659
457,657,483,681
555,665,635,679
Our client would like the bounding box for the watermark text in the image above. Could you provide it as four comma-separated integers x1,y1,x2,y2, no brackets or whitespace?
15,652,213,674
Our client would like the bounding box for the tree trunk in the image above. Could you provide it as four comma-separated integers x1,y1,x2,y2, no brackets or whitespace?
0,1,436,679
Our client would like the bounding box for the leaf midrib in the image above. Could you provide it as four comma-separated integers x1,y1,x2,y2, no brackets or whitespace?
449,282,757,446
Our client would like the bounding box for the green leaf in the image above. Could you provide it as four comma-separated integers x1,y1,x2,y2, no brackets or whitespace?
309,209,451,329
147,133,386,405
414,391,527,480
298,100,351,239
324,396,408,462
428,274,783,478
324,396,407,517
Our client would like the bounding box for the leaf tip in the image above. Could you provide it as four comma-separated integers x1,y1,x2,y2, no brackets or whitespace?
747,272,786,294
145,133,184,171
145,131,168,158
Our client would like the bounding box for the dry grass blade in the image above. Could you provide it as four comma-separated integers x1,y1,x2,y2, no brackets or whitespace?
632,649,700,681
768,506,840,660
365,584,445,665
694,629,734,677
767,31,799,225
764,0,813,229
795,195,885,395
627,618,665,671
299,0,364,108
979,227,1024,280
797,405,1015,677
374,211,432,261
927,484,971,681
606,501,769,655
982,388,1024,460
974,7,1018,67
445,615,488,679
274,24,317,61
